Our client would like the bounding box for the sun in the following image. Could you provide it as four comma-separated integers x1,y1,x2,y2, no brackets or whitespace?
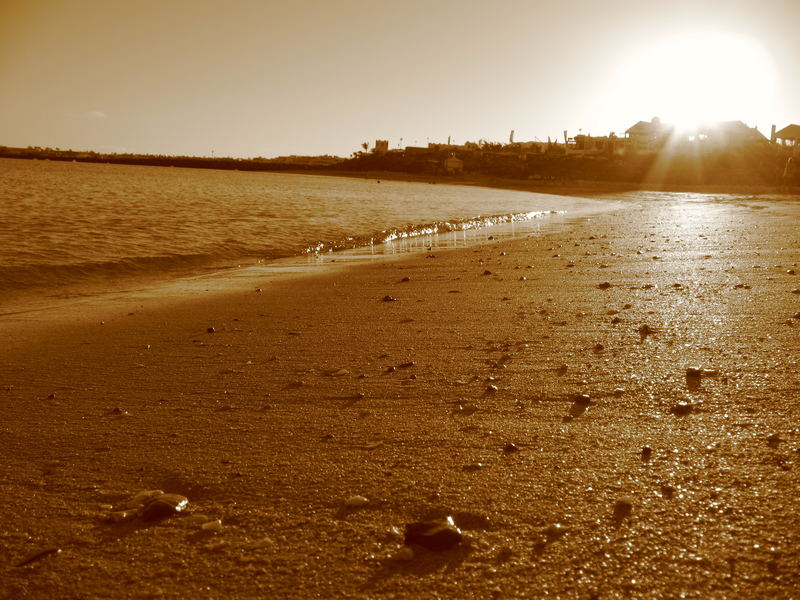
601,31,778,133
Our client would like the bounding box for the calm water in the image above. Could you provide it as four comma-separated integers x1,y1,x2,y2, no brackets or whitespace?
0,158,607,298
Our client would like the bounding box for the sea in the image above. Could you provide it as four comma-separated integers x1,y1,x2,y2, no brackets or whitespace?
0,158,615,311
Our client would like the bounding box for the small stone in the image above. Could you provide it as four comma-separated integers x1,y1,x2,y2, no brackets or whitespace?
485,384,499,394
685,367,702,386
573,394,591,406
638,324,653,337
255,288,262,292
381,295,397,302
598,282,612,289
400,276,411,282
330,368,350,376
641,446,653,460
612,388,625,397
611,316,622,324
555,365,568,375
454,403,478,416
792,312,800,320
142,493,189,522
201,520,223,532
483,270,493,275
503,442,520,453
613,497,633,520
207,327,216,333
670,401,693,416
404,516,463,551
398,361,416,369
344,495,369,509
792,289,800,295
543,523,567,542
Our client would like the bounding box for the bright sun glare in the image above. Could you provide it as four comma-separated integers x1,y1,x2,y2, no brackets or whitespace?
604,32,778,133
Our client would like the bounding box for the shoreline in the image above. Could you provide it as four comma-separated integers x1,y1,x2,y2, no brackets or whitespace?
2,194,799,598
302,169,793,198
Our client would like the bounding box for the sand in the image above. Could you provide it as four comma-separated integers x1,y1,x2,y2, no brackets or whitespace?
1,193,799,599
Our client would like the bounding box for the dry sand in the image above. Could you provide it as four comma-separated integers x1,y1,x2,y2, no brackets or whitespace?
1,193,799,599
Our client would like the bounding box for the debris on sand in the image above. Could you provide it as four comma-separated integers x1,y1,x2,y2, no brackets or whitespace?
343,495,369,509
15,546,61,567
598,282,612,289
404,516,463,551
381,295,397,302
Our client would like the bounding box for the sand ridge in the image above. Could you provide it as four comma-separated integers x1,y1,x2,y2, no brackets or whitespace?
1,195,799,599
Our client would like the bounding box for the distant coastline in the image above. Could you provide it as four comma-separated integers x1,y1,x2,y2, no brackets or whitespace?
2,144,796,197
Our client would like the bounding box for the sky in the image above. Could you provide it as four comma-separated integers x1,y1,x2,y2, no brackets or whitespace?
1,0,798,158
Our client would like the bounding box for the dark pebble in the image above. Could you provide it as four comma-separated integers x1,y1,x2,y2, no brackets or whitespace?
142,493,189,522
670,401,693,416
574,394,591,406
404,516,463,551
483,270,493,275
613,497,633,520
400,277,411,282
503,442,520,453
641,446,652,460
381,296,397,302
598,282,612,289
207,327,216,334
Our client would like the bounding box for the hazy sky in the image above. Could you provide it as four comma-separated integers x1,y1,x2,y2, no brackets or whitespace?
1,0,797,157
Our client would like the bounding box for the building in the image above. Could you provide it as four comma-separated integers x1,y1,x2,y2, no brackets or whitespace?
565,134,624,157
697,121,767,149
373,140,389,154
773,124,800,147
443,155,464,174
624,117,673,154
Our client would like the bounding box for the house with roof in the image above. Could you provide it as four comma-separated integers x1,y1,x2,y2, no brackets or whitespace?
624,117,673,154
773,124,800,147
697,121,767,149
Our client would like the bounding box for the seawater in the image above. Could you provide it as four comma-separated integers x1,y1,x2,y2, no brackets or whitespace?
0,158,606,300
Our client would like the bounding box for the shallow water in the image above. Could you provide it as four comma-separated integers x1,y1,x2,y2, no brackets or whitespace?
0,158,604,296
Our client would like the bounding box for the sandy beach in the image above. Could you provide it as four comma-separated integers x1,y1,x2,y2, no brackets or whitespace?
2,193,799,599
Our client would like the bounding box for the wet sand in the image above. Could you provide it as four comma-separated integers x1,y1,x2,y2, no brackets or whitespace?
1,194,799,599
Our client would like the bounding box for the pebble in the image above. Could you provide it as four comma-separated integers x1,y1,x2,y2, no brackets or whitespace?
381,295,397,302
613,497,633,520
503,442,520,453
207,327,216,333
454,403,479,416
641,446,653,460
670,401,693,416
142,493,189,522
685,367,702,383
344,495,369,509
485,384,499,394
201,520,223,532
400,276,411,282
638,324,653,337
573,394,591,407
543,523,567,542
598,282,612,289
404,516,463,551
483,270,493,275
